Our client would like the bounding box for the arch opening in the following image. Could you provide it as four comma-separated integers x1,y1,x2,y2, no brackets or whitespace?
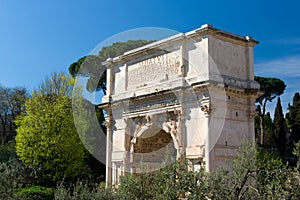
132,129,177,163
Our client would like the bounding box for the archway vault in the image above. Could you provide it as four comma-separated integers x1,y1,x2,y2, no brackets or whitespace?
128,112,181,163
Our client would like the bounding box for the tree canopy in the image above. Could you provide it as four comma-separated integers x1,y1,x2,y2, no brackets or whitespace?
34,72,74,97
273,97,287,155
15,73,87,182
255,76,286,105
16,95,86,181
287,92,300,146
254,76,286,146
68,40,155,94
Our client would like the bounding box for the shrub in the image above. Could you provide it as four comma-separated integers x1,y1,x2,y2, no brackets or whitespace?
0,157,26,199
14,185,54,200
117,159,209,200
54,181,117,200
0,141,17,162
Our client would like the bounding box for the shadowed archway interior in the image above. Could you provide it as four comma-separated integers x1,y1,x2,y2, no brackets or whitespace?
133,129,177,162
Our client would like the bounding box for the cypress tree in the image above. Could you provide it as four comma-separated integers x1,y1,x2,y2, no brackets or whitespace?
264,112,275,148
288,93,300,144
273,97,286,155
293,92,300,105
287,92,300,144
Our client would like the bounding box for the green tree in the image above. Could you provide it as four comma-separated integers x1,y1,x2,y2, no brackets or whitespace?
255,148,291,199
263,112,275,148
230,141,258,199
15,94,87,182
15,73,87,183
34,72,74,97
273,97,287,156
72,96,107,183
287,92,300,144
254,76,286,146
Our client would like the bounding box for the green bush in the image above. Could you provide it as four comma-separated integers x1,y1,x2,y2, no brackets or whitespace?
0,157,26,199
117,159,209,200
0,141,17,162
54,181,117,200
14,185,54,200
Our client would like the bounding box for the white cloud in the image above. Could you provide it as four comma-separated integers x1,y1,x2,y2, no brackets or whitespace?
266,37,300,45
255,55,300,78
255,55,300,115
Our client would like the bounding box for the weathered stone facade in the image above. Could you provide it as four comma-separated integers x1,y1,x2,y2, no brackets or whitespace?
101,24,260,186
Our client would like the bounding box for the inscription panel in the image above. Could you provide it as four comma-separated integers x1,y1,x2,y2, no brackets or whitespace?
127,53,181,89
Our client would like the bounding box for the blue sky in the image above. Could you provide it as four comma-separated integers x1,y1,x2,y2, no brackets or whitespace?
1,0,300,115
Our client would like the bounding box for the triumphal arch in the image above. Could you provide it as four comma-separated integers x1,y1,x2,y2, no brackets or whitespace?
101,24,260,185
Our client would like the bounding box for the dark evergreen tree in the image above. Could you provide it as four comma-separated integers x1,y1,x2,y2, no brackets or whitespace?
287,92,300,145
255,76,286,146
264,112,275,148
273,97,286,155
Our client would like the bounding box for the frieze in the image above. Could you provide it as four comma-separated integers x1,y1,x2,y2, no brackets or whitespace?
126,98,179,113
127,53,181,89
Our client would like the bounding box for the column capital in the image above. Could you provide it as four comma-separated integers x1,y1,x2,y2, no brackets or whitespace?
200,98,211,116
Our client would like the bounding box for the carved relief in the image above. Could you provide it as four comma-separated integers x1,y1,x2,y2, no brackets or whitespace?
200,98,211,115
162,120,179,149
130,114,153,153
200,104,211,115
127,110,181,159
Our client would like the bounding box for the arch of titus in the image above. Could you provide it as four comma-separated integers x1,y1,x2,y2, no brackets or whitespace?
100,24,260,185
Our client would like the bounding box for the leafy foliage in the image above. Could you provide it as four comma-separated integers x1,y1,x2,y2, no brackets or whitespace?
273,97,287,156
14,73,89,183
255,76,286,105
0,140,38,199
263,112,275,148
15,94,87,182
54,181,117,200
0,140,17,162
0,159,20,199
114,142,300,199
287,92,300,144
254,76,286,146
0,155,31,200
293,141,300,171
14,185,54,200
3,140,299,200
33,72,74,97
72,96,107,182
117,159,209,200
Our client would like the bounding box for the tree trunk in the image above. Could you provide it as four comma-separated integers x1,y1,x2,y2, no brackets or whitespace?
1,117,6,145
260,99,267,146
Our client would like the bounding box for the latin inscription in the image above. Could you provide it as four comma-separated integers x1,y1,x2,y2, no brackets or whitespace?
139,54,180,68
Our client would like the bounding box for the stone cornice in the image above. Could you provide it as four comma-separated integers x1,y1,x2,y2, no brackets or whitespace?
103,33,185,66
192,24,259,47
102,24,259,67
